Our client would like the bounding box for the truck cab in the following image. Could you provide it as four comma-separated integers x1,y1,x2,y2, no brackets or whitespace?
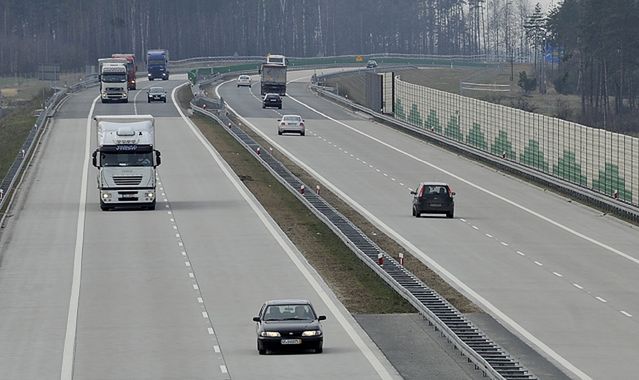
92,115,161,210
100,63,129,103
147,49,169,81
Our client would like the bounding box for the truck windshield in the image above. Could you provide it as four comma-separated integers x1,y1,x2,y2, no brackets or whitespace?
102,73,127,83
101,152,153,167
148,59,165,66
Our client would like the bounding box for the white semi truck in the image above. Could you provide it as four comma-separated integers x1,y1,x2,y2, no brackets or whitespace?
99,62,129,103
91,115,161,211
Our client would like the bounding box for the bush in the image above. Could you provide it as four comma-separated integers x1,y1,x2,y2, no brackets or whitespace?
518,71,537,95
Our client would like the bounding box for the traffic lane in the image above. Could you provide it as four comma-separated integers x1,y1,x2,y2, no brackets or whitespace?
221,89,639,378
277,85,639,315
237,114,639,379
154,112,399,379
284,79,639,260
72,113,223,379
0,115,87,377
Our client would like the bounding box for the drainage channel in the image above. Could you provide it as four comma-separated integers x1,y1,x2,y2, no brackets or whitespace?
191,104,536,380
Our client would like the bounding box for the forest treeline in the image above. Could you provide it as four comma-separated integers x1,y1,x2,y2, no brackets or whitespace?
2,0,637,131
1,0,535,75
547,0,639,131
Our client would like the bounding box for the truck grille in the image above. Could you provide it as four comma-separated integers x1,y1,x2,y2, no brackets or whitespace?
113,175,142,186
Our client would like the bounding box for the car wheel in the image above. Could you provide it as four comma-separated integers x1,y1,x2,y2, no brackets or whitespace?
262,105,266,109
278,130,282,135
278,105,282,109
257,341,266,355
148,99,151,103
413,207,420,218
315,343,323,354
447,210,454,219
163,99,166,103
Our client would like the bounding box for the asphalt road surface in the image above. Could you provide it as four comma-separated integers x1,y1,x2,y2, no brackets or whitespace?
0,76,405,379
217,69,639,380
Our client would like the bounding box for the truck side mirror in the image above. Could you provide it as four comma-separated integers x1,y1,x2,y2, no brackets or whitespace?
91,151,97,167
155,150,162,166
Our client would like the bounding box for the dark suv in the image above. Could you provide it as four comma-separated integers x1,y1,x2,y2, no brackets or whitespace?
262,93,282,109
411,182,455,218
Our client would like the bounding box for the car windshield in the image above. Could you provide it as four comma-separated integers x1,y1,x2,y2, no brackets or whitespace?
282,116,301,122
102,73,126,83
264,304,315,321
149,88,164,94
239,76,249,80
101,152,153,167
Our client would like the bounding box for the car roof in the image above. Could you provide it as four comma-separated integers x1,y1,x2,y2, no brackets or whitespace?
239,75,250,78
264,299,311,306
281,114,301,118
419,182,450,187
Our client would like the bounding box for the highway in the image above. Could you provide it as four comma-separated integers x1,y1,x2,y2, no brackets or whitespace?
0,76,402,379
217,69,639,380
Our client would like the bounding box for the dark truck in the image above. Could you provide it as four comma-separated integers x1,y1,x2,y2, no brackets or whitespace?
260,63,287,96
147,49,169,81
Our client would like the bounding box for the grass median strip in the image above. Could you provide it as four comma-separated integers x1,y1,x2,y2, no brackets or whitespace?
178,89,414,314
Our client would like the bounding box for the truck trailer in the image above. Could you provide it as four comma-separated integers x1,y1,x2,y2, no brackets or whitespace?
260,63,287,96
147,49,169,80
111,53,137,90
91,115,161,211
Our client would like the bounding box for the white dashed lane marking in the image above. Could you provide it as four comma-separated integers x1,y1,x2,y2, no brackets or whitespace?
458,218,633,318
156,172,230,376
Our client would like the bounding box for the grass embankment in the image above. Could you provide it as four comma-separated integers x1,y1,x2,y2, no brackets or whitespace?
398,65,582,121
0,96,43,182
177,88,415,314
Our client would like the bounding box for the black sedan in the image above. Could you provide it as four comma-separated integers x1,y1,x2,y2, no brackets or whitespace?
253,299,326,354
147,86,166,103
262,93,282,109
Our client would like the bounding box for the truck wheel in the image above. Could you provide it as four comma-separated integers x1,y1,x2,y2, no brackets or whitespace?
163,99,166,103
148,99,151,103
100,203,111,211
124,99,129,103
101,99,106,104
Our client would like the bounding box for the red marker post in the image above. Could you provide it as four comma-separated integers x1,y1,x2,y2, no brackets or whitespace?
315,185,321,195
256,147,261,155
300,185,305,194
399,252,404,266
377,252,384,266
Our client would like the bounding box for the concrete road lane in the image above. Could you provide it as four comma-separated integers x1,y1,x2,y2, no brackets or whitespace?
0,76,402,380
0,108,86,378
217,70,639,379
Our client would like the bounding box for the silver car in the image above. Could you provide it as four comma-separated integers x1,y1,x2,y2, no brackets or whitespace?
278,115,305,136
237,75,252,87
147,87,166,103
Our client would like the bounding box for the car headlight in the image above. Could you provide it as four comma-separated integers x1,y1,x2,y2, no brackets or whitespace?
260,331,280,337
302,330,322,337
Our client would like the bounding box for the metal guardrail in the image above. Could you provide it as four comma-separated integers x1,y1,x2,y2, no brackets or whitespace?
311,84,639,224
0,77,99,223
188,92,536,379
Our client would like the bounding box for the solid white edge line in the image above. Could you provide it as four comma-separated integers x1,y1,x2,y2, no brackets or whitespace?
175,82,396,380
61,94,99,380
217,80,592,380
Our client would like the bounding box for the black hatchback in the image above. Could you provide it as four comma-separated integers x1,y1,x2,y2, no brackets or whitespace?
411,182,455,218
262,93,282,109
253,299,326,354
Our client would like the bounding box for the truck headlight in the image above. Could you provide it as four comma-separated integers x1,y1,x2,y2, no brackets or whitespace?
302,330,322,337
148,74,152,77
260,331,280,337
101,192,112,199
146,192,154,198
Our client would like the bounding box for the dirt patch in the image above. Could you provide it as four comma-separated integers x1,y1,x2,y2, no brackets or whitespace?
184,86,479,314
